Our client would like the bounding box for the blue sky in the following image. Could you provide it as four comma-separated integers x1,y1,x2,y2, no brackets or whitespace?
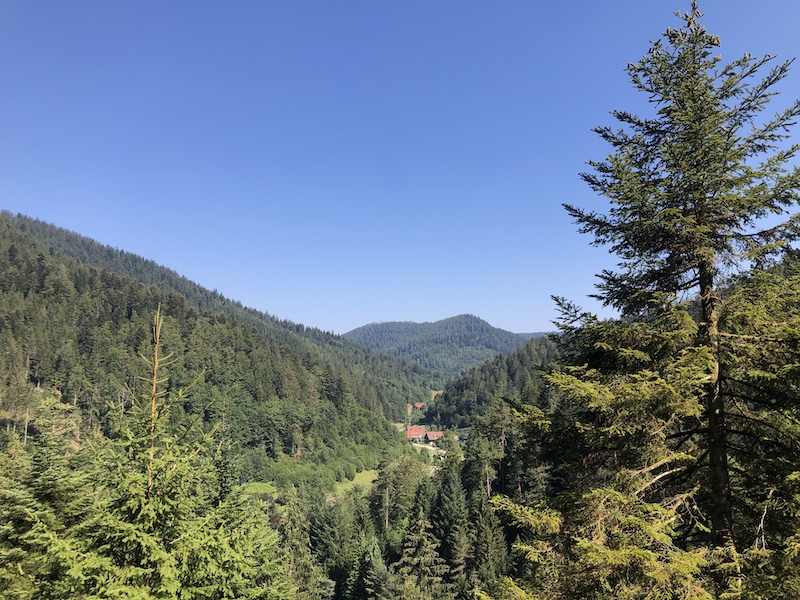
2,1,799,334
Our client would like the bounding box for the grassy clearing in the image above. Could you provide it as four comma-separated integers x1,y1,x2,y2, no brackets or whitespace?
331,469,378,499
242,481,278,498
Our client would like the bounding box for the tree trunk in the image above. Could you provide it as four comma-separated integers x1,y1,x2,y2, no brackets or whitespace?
384,484,390,531
699,259,732,546
23,406,29,447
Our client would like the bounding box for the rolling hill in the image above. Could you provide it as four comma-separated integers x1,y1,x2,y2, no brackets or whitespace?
344,314,547,378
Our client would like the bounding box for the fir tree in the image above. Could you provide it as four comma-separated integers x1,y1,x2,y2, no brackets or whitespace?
497,3,800,597
0,392,94,600
468,490,507,595
280,485,334,600
430,445,472,596
566,1,800,550
309,490,369,598
73,307,289,599
345,537,387,600
394,508,451,600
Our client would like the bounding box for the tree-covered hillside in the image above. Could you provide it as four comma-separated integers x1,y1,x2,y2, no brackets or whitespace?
344,314,544,378
426,335,559,430
3,212,443,420
0,213,429,493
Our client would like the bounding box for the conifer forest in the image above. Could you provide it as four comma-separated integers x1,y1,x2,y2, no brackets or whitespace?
4,3,800,598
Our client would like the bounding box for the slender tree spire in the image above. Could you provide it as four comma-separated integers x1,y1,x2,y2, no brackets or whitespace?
568,1,800,548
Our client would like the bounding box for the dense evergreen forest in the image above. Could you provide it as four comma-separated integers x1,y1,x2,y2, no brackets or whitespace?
426,335,559,430
343,315,544,378
0,214,416,491
4,3,800,598
3,212,443,423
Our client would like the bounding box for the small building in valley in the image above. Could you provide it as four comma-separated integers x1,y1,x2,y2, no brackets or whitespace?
425,431,444,445
406,425,426,441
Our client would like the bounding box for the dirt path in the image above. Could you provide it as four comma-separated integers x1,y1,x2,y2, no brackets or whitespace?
411,441,446,456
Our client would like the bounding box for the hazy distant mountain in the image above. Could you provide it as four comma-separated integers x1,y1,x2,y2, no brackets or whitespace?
344,314,547,378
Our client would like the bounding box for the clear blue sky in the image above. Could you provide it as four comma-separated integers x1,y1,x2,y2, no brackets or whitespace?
2,1,798,334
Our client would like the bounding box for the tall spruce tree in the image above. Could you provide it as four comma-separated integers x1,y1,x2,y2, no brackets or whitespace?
431,449,471,597
490,3,800,598
393,508,451,600
76,307,290,599
566,2,800,550
468,490,507,596
345,537,387,600
280,485,334,600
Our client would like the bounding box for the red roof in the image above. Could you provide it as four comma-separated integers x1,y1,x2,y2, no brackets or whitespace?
413,402,425,410
406,425,426,439
425,431,444,442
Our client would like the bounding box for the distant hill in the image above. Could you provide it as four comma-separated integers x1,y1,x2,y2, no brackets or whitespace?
343,314,547,378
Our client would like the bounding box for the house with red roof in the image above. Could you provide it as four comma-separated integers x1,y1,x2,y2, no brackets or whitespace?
406,425,426,441
425,431,444,445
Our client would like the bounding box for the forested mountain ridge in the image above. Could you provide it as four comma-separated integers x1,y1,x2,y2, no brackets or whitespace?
344,314,546,378
0,212,428,492
2,211,443,419
426,334,559,430
0,210,531,597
